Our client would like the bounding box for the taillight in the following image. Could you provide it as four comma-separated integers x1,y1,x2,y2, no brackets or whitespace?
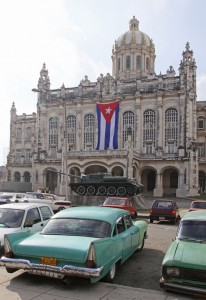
85,242,96,268
4,236,14,258
150,209,152,214
172,210,176,215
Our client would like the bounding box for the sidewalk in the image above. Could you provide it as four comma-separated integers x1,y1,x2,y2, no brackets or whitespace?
0,267,193,300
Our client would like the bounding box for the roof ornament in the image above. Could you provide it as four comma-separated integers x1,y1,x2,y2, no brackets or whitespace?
185,42,190,51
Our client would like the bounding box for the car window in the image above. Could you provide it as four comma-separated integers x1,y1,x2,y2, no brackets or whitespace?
116,217,126,234
192,202,206,209
41,218,111,238
44,194,55,200
39,206,53,220
0,208,24,228
178,220,206,240
25,208,41,224
124,215,133,229
153,201,173,209
104,198,125,205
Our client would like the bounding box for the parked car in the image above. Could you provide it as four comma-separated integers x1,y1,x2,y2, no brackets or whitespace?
0,206,148,283
0,193,25,204
0,203,54,254
102,197,138,219
21,192,71,212
149,199,180,224
189,200,206,211
160,210,206,296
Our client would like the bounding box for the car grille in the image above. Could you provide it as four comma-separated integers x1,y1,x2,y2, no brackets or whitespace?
180,268,206,282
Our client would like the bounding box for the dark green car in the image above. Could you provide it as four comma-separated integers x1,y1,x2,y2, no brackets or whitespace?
160,210,206,296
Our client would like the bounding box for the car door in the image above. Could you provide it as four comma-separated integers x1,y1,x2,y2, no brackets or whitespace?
124,214,139,251
116,216,132,261
23,207,45,232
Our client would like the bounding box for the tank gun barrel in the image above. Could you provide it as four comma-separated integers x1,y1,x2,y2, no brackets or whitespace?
46,169,81,179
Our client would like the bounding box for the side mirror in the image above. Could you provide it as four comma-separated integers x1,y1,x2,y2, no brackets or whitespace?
24,218,34,227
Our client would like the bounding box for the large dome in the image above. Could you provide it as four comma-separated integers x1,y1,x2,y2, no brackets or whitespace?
116,16,152,48
112,16,156,80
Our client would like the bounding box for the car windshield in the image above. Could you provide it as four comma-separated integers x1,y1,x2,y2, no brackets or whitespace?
177,220,206,241
41,218,111,238
25,193,44,199
0,208,24,228
0,195,13,200
191,202,206,209
153,201,173,209
104,198,125,205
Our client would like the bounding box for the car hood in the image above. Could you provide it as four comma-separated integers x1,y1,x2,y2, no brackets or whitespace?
12,233,99,262
164,239,206,268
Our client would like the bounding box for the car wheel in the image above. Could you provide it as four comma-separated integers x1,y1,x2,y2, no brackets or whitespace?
104,263,116,283
136,234,145,251
150,218,153,223
58,206,65,211
171,218,176,225
132,212,137,219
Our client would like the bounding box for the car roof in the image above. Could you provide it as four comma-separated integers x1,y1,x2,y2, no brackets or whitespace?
0,203,52,210
52,206,129,224
191,200,206,203
182,210,206,221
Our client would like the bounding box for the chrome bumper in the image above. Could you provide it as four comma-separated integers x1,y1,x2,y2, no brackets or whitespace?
160,277,206,296
0,256,103,280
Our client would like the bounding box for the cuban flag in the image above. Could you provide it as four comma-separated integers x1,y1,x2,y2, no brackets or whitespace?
96,101,119,150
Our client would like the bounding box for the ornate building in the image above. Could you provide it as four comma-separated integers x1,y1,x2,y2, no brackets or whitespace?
7,16,204,197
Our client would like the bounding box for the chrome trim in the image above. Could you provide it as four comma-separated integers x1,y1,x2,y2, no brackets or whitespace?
0,256,103,279
160,277,206,295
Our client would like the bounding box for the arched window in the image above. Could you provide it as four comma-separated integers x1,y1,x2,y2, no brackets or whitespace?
165,108,178,153
126,55,131,70
16,128,22,140
66,115,76,151
84,114,95,150
146,58,150,71
122,111,135,148
143,110,156,153
14,172,21,182
49,117,58,147
24,172,31,182
136,55,142,71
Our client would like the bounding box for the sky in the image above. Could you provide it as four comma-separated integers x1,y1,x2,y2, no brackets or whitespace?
0,0,206,166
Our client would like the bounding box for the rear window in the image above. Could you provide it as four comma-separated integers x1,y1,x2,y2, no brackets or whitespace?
191,202,206,209
104,198,125,205
152,201,173,209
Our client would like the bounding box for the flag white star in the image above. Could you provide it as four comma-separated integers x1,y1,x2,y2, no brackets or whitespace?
105,107,112,114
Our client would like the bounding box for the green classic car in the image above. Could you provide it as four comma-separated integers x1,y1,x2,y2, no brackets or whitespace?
0,206,148,283
160,210,206,296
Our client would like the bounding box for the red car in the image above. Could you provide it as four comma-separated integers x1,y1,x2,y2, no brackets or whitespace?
102,197,138,219
189,200,206,211
149,199,180,224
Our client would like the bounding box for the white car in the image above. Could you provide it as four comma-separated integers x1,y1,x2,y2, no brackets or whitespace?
21,192,71,212
0,203,54,254
0,193,25,204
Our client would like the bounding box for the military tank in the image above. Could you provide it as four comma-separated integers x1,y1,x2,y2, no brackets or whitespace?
69,173,143,197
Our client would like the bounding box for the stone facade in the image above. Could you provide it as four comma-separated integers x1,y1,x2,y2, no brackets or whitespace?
6,16,204,197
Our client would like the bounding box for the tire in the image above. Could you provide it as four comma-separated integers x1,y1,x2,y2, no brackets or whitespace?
58,206,65,212
87,186,96,195
98,186,107,196
136,235,145,251
76,186,85,195
117,186,126,196
132,212,137,219
126,186,135,196
107,186,116,196
6,267,17,273
150,218,153,224
103,263,116,283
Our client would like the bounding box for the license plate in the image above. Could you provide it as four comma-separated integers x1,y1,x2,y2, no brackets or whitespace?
159,217,165,220
41,257,57,266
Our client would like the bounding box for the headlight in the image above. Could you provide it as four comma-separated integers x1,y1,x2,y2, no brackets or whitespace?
166,267,180,277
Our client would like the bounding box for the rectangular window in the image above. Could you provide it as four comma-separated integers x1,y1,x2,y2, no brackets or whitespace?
146,143,153,154
25,149,31,161
16,149,21,162
168,142,175,154
198,119,204,129
198,143,205,158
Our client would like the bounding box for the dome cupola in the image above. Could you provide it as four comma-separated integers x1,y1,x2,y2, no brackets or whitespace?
112,16,156,80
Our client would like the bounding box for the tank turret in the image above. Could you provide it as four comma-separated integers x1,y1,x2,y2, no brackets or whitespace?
69,173,143,196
